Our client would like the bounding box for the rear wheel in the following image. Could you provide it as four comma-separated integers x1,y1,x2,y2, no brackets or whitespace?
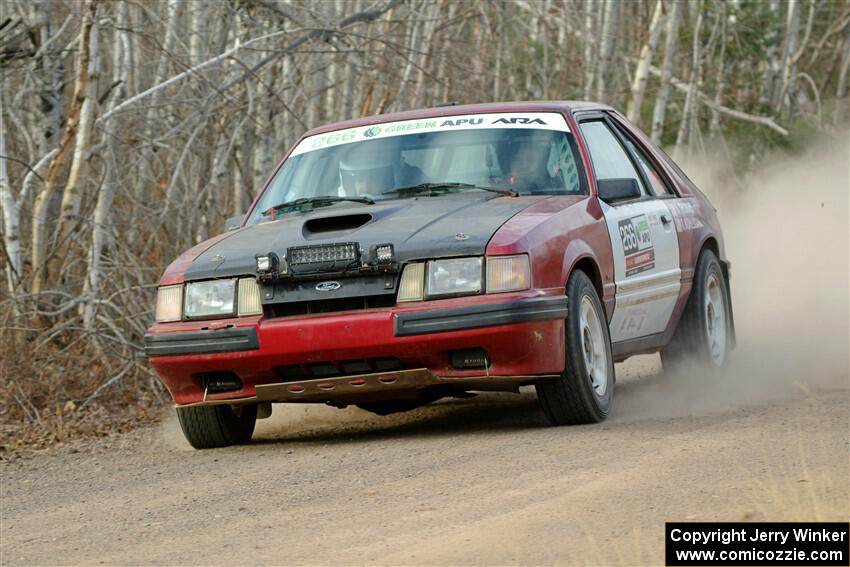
536,270,614,425
176,403,257,449
661,249,731,369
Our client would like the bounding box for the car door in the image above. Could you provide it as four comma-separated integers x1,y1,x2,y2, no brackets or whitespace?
578,117,681,343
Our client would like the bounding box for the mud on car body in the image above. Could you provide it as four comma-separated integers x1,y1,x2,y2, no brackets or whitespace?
145,101,735,449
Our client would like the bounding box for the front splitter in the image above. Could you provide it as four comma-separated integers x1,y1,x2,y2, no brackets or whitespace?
177,368,559,407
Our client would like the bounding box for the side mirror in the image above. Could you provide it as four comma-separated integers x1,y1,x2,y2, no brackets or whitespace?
225,214,245,231
597,178,642,203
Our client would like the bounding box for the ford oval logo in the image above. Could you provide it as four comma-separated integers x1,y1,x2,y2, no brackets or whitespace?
315,281,341,292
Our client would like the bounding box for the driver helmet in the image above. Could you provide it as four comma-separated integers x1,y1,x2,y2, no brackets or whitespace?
339,142,397,197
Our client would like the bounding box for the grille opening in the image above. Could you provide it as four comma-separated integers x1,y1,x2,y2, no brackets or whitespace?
200,371,242,393
374,357,403,371
307,362,338,377
273,357,403,382
268,294,395,318
312,297,363,314
303,214,372,235
276,365,308,380
340,359,371,374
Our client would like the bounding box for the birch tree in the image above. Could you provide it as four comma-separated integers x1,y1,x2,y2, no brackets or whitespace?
30,0,98,294
595,0,621,102
627,0,666,125
650,0,682,143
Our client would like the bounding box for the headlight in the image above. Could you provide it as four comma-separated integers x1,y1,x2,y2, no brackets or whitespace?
486,255,531,293
155,285,183,322
426,257,483,298
184,279,236,319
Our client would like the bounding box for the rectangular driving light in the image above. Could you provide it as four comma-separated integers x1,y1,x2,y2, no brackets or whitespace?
256,255,272,272
155,285,183,322
289,243,358,265
237,278,263,316
397,262,425,302
373,243,395,263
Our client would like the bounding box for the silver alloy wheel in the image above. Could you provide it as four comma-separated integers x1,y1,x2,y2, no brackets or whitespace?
579,294,608,396
704,272,728,366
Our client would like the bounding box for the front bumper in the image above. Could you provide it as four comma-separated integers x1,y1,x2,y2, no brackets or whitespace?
146,292,567,405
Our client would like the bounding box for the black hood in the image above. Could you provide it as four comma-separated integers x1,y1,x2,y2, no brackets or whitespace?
183,193,540,281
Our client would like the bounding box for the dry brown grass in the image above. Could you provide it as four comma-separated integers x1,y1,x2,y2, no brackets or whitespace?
0,331,165,457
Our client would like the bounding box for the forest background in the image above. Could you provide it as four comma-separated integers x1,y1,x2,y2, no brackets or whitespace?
1,0,847,448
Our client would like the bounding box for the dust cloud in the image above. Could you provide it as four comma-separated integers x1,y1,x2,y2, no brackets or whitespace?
615,136,850,420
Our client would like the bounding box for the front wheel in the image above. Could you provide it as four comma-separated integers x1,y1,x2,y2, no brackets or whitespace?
176,403,257,449
536,270,614,425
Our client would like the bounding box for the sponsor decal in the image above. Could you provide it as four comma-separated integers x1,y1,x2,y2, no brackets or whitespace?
383,121,437,133
669,201,705,233
440,118,484,127
617,307,649,335
290,112,570,156
618,215,655,277
492,117,546,125
309,129,357,150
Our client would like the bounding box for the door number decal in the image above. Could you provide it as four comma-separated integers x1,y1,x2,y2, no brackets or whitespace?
618,215,655,277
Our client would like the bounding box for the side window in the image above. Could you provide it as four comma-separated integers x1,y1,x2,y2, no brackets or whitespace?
623,138,672,197
579,121,648,196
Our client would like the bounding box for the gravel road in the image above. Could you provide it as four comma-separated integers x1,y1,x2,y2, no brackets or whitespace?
3,353,847,566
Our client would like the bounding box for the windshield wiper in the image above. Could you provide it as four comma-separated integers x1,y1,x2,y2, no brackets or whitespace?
261,196,374,216
382,182,518,198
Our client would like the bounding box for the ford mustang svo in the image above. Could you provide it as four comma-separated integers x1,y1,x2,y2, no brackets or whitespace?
144,101,735,448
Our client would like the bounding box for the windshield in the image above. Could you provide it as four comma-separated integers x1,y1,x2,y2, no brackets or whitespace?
248,112,586,225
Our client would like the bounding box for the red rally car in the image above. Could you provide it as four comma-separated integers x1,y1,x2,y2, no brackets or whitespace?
145,101,735,449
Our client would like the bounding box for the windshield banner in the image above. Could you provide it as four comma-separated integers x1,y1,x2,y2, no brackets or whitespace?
291,112,571,157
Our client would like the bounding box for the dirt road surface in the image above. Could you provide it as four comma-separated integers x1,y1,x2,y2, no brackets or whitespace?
3,353,847,566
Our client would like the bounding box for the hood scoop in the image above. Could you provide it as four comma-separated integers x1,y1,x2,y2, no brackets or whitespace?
303,213,372,239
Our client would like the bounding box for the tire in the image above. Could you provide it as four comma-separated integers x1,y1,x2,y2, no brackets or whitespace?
661,249,731,370
536,270,615,425
176,404,257,449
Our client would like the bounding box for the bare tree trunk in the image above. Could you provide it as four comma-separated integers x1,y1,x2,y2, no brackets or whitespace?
650,0,682,144
394,11,421,110
493,5,503,101
583,1,597,100
774,0,801,114
82,132,117,330
55,18,99,251
595,0,621,102
675,0,704,154
0,94,21,294
30,0,98,293
834,24,850,125
627,0,665,124
413,1,440,108
190,2,208,67
761,0,782,107
709,3,727,136
31,0,65,156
